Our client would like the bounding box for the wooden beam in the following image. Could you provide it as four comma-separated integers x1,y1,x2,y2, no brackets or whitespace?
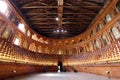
22,1,48,7
29,18,92,20
57,0,63,27
83,0,103,6
26,12,96,15
32,22,89,25
36,26,86,29
28,14,93,20
21,5,101,9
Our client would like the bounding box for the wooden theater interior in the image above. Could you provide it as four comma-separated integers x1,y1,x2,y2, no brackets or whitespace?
0,0,120,79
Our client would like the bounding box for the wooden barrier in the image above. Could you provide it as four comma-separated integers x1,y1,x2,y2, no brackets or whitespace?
0,62,57,79
72,64,120,79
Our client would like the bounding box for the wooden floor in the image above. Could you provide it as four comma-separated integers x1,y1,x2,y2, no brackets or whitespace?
7,72,120,80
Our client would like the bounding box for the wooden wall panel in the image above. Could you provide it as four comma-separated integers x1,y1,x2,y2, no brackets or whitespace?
73,65,120,79
0,62,57,79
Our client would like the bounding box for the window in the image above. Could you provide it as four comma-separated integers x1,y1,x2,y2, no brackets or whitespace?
27,30,31,37
38,46,42,53
116,0,120,12
14,38,20,45
105,14,112,23
88,43,93,51
23,40,28,49
112,27,120,39
38,37,44,43
18,23,26,33
2,27,12,39
102,35,108,45
9,12,19,25
45,47,49,54
95,39,101,48
97,23,102,30
91,29,96,36
13,33,21,46
0,0,8,14
32,34,38,41
29,43,36,52
58,49,62,55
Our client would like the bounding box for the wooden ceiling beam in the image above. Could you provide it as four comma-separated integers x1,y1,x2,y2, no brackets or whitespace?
26,12,95,15
29,15,93,20
57,0,63,27
22,1,37,6
36,26,86,29
29,18,92,20
82,7,98,13
21,5,101,9
83,0,103,6
64,7,97,13
22,1,49,7
36,25,87,28
33,21,89,25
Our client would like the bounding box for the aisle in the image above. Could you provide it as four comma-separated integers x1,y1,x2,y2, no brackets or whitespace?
7,72,119,80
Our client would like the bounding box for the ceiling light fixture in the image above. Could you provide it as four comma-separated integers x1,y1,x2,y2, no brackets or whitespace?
54,27,67,33
56,17,59,21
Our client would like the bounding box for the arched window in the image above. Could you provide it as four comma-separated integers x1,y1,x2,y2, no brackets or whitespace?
38,37,44,43
112,27,120,39
2,27,12,39
23,40,28,49
116,0,120,12
102,35,108,45
27,30,31,37
38,46,42,53
105,14,112,23
14,38,20,46
18,23,26,33
95,39,101,48
9,12,19,25
91,29,96,36
45,47,50,54
88,43,93,51
13,33,21,46
32,34,38,41
97,23,102,30
29,43,36,52
58,49,62,55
